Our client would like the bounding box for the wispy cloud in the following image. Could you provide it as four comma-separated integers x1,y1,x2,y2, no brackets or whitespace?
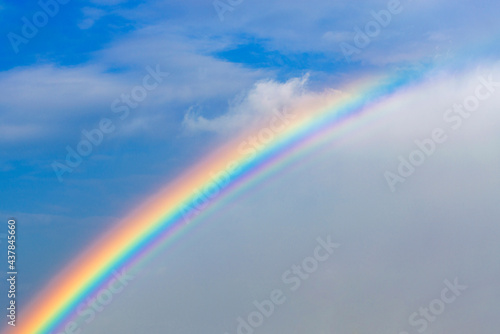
78,7,106,30
183,75,312,134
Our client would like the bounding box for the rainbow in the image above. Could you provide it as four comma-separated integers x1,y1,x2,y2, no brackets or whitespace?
7,68,425,334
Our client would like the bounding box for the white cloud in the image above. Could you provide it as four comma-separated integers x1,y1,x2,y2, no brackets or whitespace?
0,28,269,144
117,0,500,67
183,74,324,134
0,65,127,143
78,7,106,30
321,31,352,43
78,64,500,334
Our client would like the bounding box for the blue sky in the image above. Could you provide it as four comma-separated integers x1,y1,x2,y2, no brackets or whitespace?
1,0,500,333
